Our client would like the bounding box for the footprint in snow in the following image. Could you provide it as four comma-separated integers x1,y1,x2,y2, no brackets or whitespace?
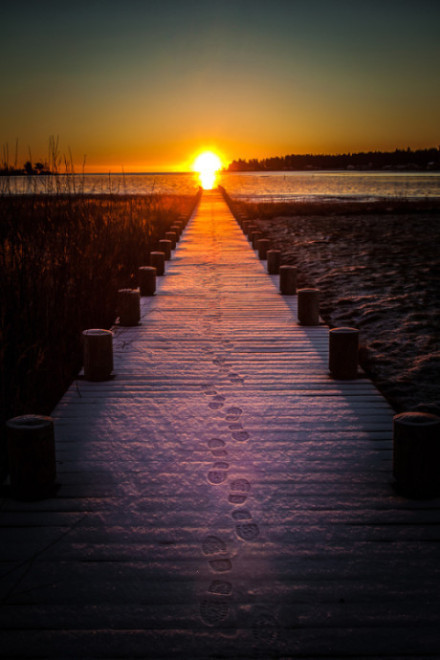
201,535,232,573
228,479,251,505
231,430,250,442
209,394,226,410
208,461,229,485
232,509,260,542
225,406,242,421
208,438,228,458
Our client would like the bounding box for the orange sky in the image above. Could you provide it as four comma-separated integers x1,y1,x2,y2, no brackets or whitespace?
1,1,439,172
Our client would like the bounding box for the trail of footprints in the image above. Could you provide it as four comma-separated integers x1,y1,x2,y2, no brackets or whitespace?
199,382,261,628
199,535,233,627
210,352,245,385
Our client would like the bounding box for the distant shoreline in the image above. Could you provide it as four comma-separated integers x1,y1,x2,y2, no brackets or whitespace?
226,147,440,173
2,168,440,177
0,170,193,177
224,167,440,174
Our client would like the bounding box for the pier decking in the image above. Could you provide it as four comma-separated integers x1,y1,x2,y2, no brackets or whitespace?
1,191,440,658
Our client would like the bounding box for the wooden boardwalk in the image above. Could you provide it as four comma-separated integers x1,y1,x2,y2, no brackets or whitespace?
1,190,440,658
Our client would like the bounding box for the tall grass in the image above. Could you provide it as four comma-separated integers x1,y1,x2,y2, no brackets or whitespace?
0,190,200,480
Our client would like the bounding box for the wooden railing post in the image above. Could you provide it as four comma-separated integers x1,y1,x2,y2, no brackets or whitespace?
82,329,113,381
118,288,140,326
393,412,440,497
165,231,177,250
256,238,271,260
279,265,297,295
251,231,263,249
297,288,320,325
329,327,359,379
138,266,156,296
150,251,165,276
267,249,281,274
6,414,56,500
158,239,172,260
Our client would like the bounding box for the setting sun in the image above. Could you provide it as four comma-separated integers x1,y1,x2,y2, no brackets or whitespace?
193,151,222,190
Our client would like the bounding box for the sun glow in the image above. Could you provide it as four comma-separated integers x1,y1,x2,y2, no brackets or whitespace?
192,151,222,190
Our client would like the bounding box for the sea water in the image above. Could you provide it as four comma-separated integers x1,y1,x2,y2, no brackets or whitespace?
219,171,440,202
2,170,440,201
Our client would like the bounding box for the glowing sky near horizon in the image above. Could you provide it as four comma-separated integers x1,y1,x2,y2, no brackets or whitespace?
1,0,439,172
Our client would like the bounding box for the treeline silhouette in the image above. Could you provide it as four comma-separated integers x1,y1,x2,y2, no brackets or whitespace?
226,147,440,172
0,161,52,176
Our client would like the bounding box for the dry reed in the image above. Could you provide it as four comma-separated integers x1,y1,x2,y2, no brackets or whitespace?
0,189,200,480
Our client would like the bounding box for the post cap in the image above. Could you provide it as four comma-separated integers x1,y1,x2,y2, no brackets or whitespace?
6,414,53,431
394,411,440,426
82,328,113,337
330,327,359,334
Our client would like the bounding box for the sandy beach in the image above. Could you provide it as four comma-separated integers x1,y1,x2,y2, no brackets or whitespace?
232,200,440,413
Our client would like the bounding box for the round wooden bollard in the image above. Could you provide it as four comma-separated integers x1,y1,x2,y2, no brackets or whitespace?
251,231,263,249
267,249,281,274
279,265,297,295
138,266,156,296
117,288,140,326
393,412,440,498
170,224,181,239
242,220,251,235
245,223,256,237
83,329,113,381
329,327,359,379
158,239,172,260
150,251,165,276
297,288,320,325
257,238,271,260
165,231,177,250
6,415,56,500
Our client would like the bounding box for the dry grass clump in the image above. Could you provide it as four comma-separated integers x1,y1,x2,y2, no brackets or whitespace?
0,192,199,478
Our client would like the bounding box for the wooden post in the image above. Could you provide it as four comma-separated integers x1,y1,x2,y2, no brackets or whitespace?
257,238,271,260
158,239,172,260
393,412,440,497
242,220,251,235
6,414,56,500
279,265,297,295
117,288,140,326
165,231,177,250
170,224,181,239
297,288,320,325
329,327,359,379
245,223,256,237
83,329,113,381
150,251,165,276
251,231,263,249
138,266,156,296
267,249,281,274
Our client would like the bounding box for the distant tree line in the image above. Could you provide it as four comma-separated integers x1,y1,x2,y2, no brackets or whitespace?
0,161,52,176
226,147,440,172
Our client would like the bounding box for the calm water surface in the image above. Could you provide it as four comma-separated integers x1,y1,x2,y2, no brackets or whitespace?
2,171,440,202
220,171,440,202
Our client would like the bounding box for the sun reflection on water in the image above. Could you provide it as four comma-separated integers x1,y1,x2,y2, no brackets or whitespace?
193,151,222,190
198,170,217,189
